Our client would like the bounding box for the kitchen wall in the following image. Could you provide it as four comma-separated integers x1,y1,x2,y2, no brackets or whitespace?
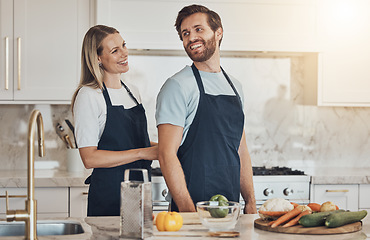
1,54,370,170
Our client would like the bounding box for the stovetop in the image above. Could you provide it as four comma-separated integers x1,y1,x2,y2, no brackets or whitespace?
252,166,305,176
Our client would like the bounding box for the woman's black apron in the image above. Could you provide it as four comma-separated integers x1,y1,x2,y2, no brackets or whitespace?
85,81,151,216
171,64,244,211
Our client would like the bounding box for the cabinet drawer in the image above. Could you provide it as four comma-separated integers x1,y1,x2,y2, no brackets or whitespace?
359,184,370,209
0,187,69,216
312,184,359,211
69,187,89,218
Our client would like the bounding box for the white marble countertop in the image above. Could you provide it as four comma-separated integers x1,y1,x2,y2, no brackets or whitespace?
1,213,368,240
302,167,370,184
0,169,92,188
1,166,370,188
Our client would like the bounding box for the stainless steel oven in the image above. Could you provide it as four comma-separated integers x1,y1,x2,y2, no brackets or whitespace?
151,176,169,212
251,167,311,209
151,167,170,213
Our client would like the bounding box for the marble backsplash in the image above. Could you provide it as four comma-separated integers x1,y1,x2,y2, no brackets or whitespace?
0,104,72,170
1,55,369,170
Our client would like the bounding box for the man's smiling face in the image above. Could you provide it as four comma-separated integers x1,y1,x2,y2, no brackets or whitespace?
180,13,221,62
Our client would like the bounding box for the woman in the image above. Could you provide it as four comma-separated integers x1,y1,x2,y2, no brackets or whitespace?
71,25,158,216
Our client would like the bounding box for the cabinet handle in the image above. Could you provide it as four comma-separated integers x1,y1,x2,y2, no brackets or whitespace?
5,37,9,90
17,37,21,90
0,194,27,198
82,192,88,195
326,189,349,193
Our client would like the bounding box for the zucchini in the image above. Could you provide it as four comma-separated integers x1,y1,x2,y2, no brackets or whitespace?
299,210,345,227
325,210,367,228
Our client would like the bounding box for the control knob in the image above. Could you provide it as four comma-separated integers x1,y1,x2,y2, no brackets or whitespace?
161,189,168,198
283,188,294,196
263,188,274,196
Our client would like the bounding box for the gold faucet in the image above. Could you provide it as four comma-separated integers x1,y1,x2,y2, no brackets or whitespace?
5,110,45,240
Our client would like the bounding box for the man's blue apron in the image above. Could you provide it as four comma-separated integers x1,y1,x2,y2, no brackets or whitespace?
172,64,244,211
85,81,151,216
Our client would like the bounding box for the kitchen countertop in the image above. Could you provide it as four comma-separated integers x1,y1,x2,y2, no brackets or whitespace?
1,167,370,188
1,213,368,240
302,167,370,184
0,169,92,188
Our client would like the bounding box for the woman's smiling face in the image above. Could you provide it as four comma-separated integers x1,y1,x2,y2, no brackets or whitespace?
98,33,129,75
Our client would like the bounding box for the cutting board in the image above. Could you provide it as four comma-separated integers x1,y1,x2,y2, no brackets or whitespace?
153,213,240,238
254,218,362,235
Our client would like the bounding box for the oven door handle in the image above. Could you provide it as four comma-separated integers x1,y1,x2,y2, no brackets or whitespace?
325,189,349,193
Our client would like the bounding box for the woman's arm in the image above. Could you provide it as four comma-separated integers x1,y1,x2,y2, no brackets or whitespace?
79,145,158,169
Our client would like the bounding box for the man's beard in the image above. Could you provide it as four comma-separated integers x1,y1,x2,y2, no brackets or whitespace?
185,36,217,62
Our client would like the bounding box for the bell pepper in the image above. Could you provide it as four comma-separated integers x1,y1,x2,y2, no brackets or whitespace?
155,211,183,231
209,194,229,218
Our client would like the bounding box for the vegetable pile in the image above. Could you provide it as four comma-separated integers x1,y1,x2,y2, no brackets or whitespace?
258,199,368,228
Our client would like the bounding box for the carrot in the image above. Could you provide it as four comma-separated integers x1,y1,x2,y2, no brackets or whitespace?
307,203,321,212
290,202,299,208
268,220,275,226
258,210,289,217
270,207,302,228
282,210,312,227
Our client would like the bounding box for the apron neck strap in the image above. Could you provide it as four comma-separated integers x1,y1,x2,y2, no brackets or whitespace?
191,63,205,94
102,82,113,107
121,81,140,105
102,81,140,107
220,67,243,107
191,64,243,107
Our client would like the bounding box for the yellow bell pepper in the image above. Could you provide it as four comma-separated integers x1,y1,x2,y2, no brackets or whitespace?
155,211,183,231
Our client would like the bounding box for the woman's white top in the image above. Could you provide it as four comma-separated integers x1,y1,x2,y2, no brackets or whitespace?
73,83,141,148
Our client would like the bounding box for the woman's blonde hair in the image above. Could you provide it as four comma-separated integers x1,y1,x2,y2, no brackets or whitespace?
71,25,119,112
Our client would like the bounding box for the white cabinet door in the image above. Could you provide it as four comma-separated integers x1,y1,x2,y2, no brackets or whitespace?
69,187,88,218
0,187,69,218
0,0,91,103
311,184,359,211
359,184,370,210
317,0,370,106
96,0,318,52
0,0,14,100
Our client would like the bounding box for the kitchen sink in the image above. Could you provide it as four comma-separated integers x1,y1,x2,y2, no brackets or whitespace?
0,220,84,237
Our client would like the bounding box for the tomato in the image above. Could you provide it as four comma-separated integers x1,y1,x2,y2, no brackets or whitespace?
155,211,183,231
209,194,229,218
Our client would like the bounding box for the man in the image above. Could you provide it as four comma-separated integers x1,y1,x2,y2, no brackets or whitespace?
156,4,257,214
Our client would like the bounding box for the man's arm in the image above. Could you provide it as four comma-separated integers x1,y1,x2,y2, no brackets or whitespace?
239,129,257,214
158,124,196,212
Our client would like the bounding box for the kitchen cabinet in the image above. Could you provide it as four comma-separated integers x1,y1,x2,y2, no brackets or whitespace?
0,0,92,103
359,184,370,210
0,187,69,218
69,187,88,218
317,0,370,106
96,0,318,52
310,184,359,211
